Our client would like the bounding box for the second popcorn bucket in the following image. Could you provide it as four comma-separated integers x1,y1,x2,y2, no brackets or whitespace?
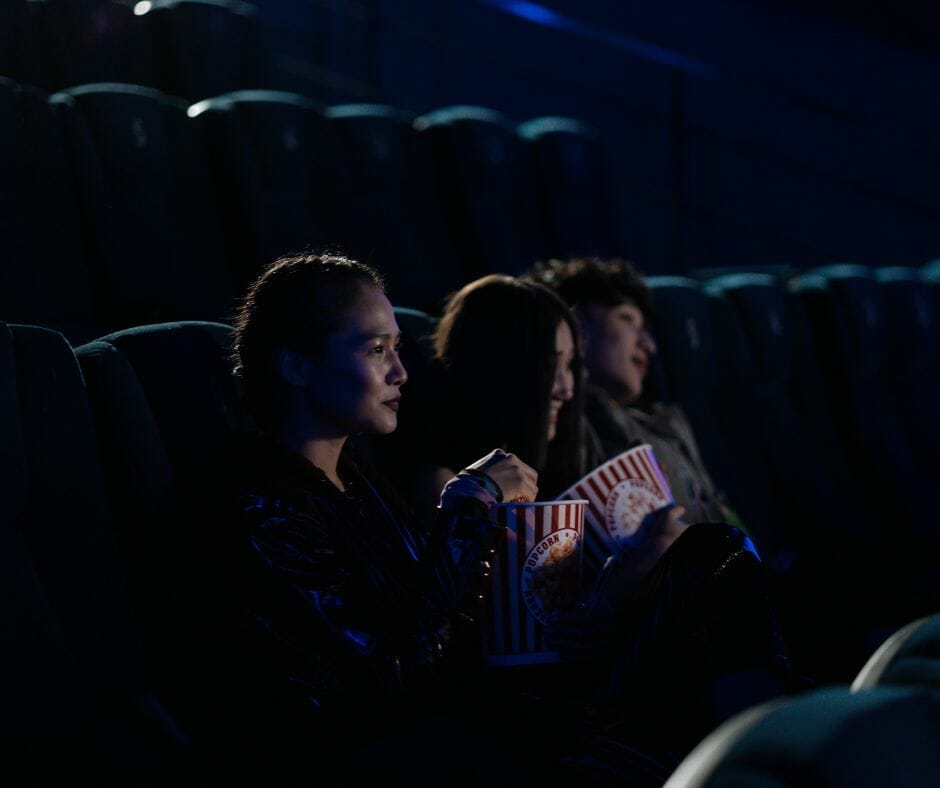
483,499,588,666
556,443,674,588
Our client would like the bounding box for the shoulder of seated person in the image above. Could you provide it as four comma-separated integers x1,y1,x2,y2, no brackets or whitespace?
640,400,688,421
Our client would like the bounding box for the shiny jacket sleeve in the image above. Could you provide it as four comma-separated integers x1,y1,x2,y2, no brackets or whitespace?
238,475,505,702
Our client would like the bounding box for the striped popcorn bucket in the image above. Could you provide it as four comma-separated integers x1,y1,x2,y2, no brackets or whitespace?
556,444,674,587
483,499,587,666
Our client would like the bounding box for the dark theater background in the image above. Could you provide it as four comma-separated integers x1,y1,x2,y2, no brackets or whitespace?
2,1,940,785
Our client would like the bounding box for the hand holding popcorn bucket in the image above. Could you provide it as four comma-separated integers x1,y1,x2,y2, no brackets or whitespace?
483,499,588,666
556,444,674,588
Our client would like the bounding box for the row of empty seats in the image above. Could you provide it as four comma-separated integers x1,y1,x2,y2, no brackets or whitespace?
0,75,620,341
2,316,270,781
0,0,268,102
641,263,940,682
5,309,940,779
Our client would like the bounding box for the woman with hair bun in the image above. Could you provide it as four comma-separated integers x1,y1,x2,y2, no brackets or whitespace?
223,253,541,786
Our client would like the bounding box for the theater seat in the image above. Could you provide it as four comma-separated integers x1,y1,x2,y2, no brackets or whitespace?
517,115,619,260
136,0,271,101
0,321,190,783
663,686,940,788
644,275,775,556
75,321,265,772
701,271,917,681
50,82,237,329
326,103,464,314
31,0,152,91
415,105,542,279
788,266,936,552
852,614,940,694
188,89,339,291
0,76,103,343
0,0,44,88
873,266,940,472
925,259,940,371
684,264,801,283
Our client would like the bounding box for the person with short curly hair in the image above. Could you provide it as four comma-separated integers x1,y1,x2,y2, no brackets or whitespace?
524,256,745,530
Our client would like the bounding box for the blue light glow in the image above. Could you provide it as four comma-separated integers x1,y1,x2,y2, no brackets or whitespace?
500,1,563,27
483,0,719,78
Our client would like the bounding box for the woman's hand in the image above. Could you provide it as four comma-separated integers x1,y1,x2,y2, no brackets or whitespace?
643,502,688,552
465,448,539,503
593,503,688,606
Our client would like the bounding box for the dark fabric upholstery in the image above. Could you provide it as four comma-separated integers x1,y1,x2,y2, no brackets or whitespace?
138,0,270,102
853,614,940,693
0,76,103,343
517,115,619,260
1,322,190,783
664,686,940,788
326,102,465,314
50,82,237,329
188,89,339,292
414,105,543,279
76,320,252,753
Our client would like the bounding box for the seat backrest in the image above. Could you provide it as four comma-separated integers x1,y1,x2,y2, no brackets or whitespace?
873,266,940,470
0,76,103,343
852,614,940,693
0,321,189,780
700,271,909,681
415,105,543,279
684,263,801,282
0,0,45,88
664,685,940,788
326,102,465,314
187,89,340,291
701,272,873,549
788,265,934,536
138,0,270,101
517,115,618,260
644,275,773,545
50,82,237,328
31,0,153,91
80,320,246,502
925,258,940,377
75,320,252,755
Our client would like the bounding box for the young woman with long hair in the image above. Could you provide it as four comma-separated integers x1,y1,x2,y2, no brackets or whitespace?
400,272,795,769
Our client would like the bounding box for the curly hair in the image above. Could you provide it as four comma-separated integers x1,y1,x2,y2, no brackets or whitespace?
523,256,654,323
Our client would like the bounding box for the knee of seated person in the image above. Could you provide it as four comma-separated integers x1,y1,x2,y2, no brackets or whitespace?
659,521,760,577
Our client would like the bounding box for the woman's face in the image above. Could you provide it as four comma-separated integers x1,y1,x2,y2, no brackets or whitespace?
547,319,576,442
304,284,408,437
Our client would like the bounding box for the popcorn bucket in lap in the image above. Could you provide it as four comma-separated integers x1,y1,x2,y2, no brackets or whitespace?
484,500,587,666
556,444,674,587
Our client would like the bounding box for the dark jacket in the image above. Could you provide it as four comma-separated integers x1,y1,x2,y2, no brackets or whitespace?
212,434,508,782
584,384,745,529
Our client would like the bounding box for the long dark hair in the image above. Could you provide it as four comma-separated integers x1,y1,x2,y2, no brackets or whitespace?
231,252,385,431
432,274,585,497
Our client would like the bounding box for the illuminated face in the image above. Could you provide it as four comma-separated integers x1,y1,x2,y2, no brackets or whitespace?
578,300,656,404
304,285,407,436
548,319,576,442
